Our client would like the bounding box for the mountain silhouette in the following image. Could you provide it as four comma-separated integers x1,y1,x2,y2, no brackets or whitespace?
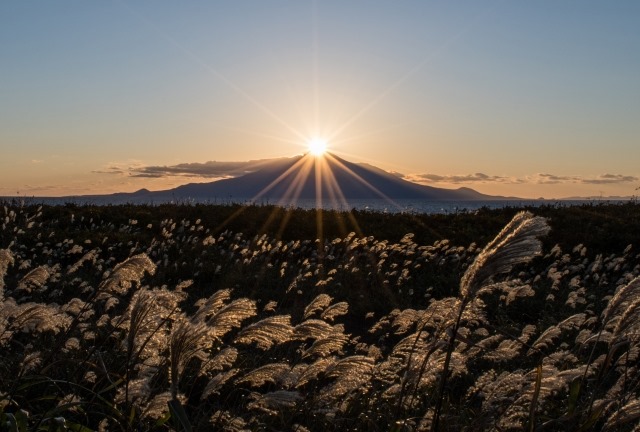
114,153,514,204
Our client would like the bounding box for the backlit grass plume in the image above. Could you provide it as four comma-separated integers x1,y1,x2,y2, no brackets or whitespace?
0,248,13,295
2,202,640,431
100,253,156,294
460,211,550,301
433,211,550,431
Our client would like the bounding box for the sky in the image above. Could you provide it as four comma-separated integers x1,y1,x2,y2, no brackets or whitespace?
1,1,639,199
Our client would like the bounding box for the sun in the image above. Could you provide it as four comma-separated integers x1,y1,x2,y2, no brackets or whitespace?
308,138,328,156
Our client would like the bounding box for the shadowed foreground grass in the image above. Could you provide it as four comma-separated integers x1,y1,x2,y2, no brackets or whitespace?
1,201,639,431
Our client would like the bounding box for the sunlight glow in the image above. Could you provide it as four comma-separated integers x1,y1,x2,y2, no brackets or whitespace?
308,138,328,156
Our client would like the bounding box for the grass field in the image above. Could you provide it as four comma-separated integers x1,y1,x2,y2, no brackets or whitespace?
1,200,639,431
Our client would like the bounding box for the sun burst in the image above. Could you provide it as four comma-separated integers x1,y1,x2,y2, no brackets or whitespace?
308,138,328,157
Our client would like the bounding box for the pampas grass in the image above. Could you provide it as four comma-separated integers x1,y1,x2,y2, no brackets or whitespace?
1,202,640,431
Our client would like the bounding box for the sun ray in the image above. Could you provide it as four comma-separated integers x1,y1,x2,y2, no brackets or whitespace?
118,0,307,143
324,153,405,211
326,5,499,143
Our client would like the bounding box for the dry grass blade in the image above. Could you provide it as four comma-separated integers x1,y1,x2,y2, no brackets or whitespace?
528,364,543,432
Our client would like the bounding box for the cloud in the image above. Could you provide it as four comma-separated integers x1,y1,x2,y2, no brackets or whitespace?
92,165,127,175
388,171,407,179
410,172,638,186
410,172,513,184
581,174,638,184
529,173,638,185
94,159,638,189
94,158,291,179
529,173,581,184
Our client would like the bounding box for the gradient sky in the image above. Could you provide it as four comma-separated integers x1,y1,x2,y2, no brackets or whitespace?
1,1,639,199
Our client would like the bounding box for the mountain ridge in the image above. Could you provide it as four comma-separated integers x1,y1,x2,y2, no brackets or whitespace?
108,153,518,203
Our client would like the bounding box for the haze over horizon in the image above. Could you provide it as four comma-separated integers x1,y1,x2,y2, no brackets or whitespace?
2,1,639,200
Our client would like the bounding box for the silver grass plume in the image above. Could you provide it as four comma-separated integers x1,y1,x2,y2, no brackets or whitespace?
201,369,239,399
67,248,100,275
433,212,549,431
141,391,172,420
321,302,349,322
209,410,247,431
203,347,238,373
247,390,302,415
460,211,550,301
121,288,182,365
324,355,374,381
529,313,586,354
169,317,210,398
318,355,375,406
0,248,13,295
391,309,424,335
192,289,232,323
294,319,336,340
483,338,525,363
8,302,72,335
17,265,51,292
304,293,333,319
295,357,336,388
236,363,291,387
386,331,433,366
603,399,640,431
602,275,640,324
235,315,294,350
302,330,350,358
100,253,156,294
612,297,640,341
61,298,94,321
204,298,257,340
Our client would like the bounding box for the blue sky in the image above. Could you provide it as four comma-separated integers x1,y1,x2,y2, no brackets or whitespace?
1,1,639,198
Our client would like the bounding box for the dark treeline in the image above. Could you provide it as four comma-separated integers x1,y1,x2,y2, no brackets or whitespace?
10,200,640,253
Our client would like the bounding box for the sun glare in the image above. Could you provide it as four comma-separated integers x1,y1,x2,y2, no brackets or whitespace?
308,138,328,156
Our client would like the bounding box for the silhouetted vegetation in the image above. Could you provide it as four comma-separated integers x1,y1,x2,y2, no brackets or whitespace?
1,200,639,431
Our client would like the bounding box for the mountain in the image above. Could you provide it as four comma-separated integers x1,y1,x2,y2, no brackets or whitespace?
109,153,515,204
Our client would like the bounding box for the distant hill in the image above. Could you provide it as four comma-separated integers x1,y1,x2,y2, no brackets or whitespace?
105,153,515,204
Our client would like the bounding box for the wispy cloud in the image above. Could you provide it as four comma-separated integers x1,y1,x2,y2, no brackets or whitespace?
404,171,639,188
94,159,638,188
528,173,638,185
528,173,581,184
581,174,638,184
407,171,638,186
93,158,291,179
410,172,514,184
92,165,127,175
